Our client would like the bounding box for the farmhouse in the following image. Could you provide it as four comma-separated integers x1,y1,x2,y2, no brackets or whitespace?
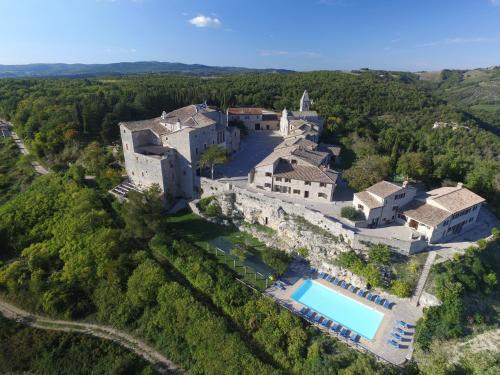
353,181,485,243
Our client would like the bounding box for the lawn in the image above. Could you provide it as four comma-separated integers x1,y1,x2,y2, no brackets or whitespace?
167,211,291,290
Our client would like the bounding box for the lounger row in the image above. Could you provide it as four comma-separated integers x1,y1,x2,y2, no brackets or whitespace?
356,289,393,309
388,321,413,348
299,307,360,343
316,271,394,309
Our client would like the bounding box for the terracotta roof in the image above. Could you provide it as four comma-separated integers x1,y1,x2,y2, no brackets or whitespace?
290,110,319,118
354,191,383,209
291,148,329,167
274,161,339,184
366,181,403,198
120,104,218,135
256,147,298,167
317,143,341,156
427,186,485,213
227,107,264,115
402,201,451,227
120,118,169,136
275,137,317,150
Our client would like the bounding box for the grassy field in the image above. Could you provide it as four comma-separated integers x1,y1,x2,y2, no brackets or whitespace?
167,211,291,290
471,103,500,112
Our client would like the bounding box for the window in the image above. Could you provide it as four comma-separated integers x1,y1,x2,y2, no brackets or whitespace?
358,204,364,210
392,205,398,211
319,182,326,187
141,172,144,177
244,116,250,120
304,181,311,186
285,178,291,183
126,144,129,150
443,220,449,226
293,189,301,195
275,177,282,181
123,129,126,133
469,217,473,223
318,192,327,199
204,143,207,150
291,159,297,164
265,172,272,177
264,183,271,188
195,147,198,155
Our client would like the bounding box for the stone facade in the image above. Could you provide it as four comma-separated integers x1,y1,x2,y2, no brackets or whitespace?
120,103,240,199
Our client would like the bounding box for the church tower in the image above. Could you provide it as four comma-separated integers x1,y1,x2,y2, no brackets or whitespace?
280,108,290,137
300,90,311,112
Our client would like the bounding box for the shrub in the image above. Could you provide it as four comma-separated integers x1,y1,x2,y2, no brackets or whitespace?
491,227,500,238
297,247,309,258
391,279,413,297
205,203,221,218
341,206,365,221
198,196,216,212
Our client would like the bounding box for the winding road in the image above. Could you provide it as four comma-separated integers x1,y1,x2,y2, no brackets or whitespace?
0,298,184,374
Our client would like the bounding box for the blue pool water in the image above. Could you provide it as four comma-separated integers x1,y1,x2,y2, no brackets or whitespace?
291,279,384,340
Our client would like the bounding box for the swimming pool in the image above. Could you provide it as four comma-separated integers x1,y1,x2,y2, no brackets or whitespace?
291,279,384,340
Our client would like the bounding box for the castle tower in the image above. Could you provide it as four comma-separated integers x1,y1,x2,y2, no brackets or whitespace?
300,90,311,112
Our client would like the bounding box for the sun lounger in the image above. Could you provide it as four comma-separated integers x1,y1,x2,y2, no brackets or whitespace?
383,300,392,309
333,278,340,285
306,310,315,319
388,339,400,348
357,289,365,297
377,298,385,305
340,328,350,337
374,296,381,304
321,319,331,328
391,332,402,340
318,271,325,278
314,315,323,323
349,333,360,343
325,275,332,282
395,327,406,335
398,320,409,328
299,307,308,315
348,285,355,292
366,293,373,301
331,323,341,332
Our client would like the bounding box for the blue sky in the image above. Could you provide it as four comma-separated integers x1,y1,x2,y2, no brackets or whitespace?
1,0,500,71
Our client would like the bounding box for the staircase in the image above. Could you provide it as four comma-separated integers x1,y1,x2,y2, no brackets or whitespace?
110,180,141,199
411,251,437,306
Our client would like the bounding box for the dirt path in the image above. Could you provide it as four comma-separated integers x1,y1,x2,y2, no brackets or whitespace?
1,120,50,175
0,298,184,374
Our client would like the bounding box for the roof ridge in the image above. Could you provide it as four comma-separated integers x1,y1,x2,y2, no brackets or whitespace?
432,186,461,199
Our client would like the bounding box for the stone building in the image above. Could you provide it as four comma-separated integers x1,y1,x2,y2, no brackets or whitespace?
226,108,280,131
119,103,240,199
354,181,485,243
353,181,417,227
248,90,340,202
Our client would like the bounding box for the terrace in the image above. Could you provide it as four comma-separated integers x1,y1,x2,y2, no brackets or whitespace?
266,260,424,366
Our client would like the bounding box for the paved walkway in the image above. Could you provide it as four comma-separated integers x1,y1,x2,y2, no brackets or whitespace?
411,251,437,306
0,298,184,374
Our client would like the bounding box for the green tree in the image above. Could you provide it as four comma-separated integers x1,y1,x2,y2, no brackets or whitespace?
120,185,165,240
396,152,428,181
200,145,228,179
344,155,391,191
390,279,412,297
368,244,391,266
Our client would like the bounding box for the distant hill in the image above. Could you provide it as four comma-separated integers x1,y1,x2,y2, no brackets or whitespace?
0,61,293,78
417,67,500,109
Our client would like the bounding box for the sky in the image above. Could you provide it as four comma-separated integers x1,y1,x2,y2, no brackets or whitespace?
1,0,500,71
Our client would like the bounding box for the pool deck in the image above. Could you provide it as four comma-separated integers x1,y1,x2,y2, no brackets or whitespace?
266,260,424,366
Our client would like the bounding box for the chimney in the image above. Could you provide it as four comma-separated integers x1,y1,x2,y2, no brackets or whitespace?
457,182,463,188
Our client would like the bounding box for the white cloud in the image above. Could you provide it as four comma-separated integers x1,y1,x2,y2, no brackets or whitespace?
189,15,222,28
